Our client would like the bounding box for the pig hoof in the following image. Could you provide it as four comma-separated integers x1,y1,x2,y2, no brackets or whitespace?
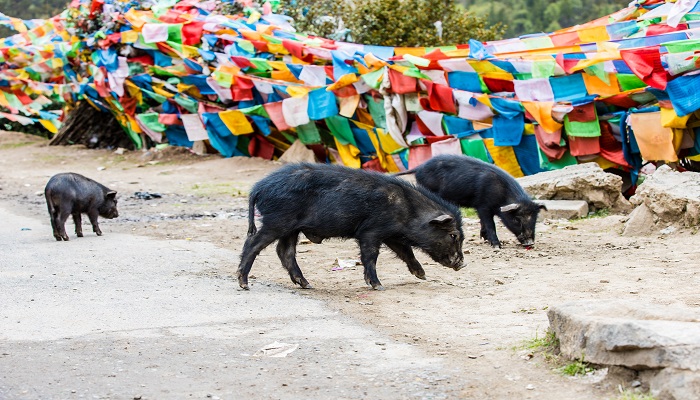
76,232,83,237
301,283,313,289
414,273,426,280
54,236,62,241
372,284,385,291
96,231,103,236
62,236,70,241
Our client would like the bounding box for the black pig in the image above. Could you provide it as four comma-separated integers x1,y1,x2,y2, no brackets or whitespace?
44,173,119,241
237,163,465,290
397,155,546,248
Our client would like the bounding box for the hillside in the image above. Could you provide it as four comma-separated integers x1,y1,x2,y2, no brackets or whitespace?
461,0,630,37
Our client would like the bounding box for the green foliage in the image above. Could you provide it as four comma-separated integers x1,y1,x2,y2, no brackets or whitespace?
559,354,594,376
614,389,657,400
0,0,67,20
281,0,504,46
523,329,560,351
461,0,630,38
461,208,479,219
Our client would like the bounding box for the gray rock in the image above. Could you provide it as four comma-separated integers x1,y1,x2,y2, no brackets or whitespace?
626,165,700,234
278,140,316,164
517,163,631,212
534,200,589,220
548,300,700,400
649,368,700,400
622,203,657,236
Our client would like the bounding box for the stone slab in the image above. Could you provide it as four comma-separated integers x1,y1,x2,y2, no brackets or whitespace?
548,300,700,400
534,199,589,220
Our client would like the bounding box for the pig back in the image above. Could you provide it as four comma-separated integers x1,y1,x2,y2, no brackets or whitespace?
45,172,111,211
251,163,460,237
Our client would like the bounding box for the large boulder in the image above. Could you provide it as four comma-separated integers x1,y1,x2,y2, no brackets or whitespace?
548,300,700,400
623,165,700,236
517,163,631,213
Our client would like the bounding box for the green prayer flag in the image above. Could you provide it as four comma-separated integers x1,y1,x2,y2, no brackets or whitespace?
361,67,385,90
366,96,386,129
584,63,609,85
403,67,430,80
564,116,601,138
538,147,577,170
617,74,647,91
174,95,198,113
325,115,357,146
167,24,183,44
532,59,557,79
296,121,321,144
136,113,166,132
240,104,270,118
460,138,490,162
141,89,167,104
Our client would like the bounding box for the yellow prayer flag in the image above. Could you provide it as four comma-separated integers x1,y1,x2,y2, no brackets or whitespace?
220,110,254,135
577,26,610,44
483,138,525,178
267,61,289,71
39,119,58,134
121,30,139,43
326,73,359,91
152,86,175,98
375,128,406,154
394,47,426,57
334,137,361,168
286,86,309,98
660,107,691,129
266,43,289,55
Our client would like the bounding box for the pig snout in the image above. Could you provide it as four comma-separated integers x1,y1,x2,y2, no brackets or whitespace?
448,254,465,271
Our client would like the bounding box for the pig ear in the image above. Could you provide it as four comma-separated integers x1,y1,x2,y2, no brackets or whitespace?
538,204,548,211
430,214,454,225
105,191,117,200
500,203,520,213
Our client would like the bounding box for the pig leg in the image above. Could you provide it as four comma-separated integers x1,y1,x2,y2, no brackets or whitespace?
47,203,62,241
56,208,71,241
384,239,426,280
87,210,102,236
358,238,384,290
477,209,501,248
237,227,279,290
73,212,83,237
276,232,312,289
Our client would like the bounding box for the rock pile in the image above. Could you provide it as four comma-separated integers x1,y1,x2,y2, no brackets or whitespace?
548,300,700,400
623,165,700,236
517,163,631,213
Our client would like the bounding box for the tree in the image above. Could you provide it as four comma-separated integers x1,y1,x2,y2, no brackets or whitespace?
282,0,504,47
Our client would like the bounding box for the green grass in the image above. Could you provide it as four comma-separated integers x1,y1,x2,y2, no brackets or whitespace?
578,208,610,220
559,354,594,376
613,389,657,400
520,329,560,351
0,141,35,150
461,207,479,219
191,182,248,197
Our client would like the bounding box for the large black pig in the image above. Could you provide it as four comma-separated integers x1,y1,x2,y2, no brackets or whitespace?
397,154,546,248
44,173,119,241
237,163,465,290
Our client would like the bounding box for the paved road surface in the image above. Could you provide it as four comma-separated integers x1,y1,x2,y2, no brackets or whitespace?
0,205,465,399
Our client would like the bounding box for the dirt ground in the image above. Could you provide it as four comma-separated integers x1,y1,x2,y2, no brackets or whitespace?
1,131,699,399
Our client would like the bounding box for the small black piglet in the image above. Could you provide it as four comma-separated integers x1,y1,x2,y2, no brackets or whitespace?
44,173,119,241
397,154,546,248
